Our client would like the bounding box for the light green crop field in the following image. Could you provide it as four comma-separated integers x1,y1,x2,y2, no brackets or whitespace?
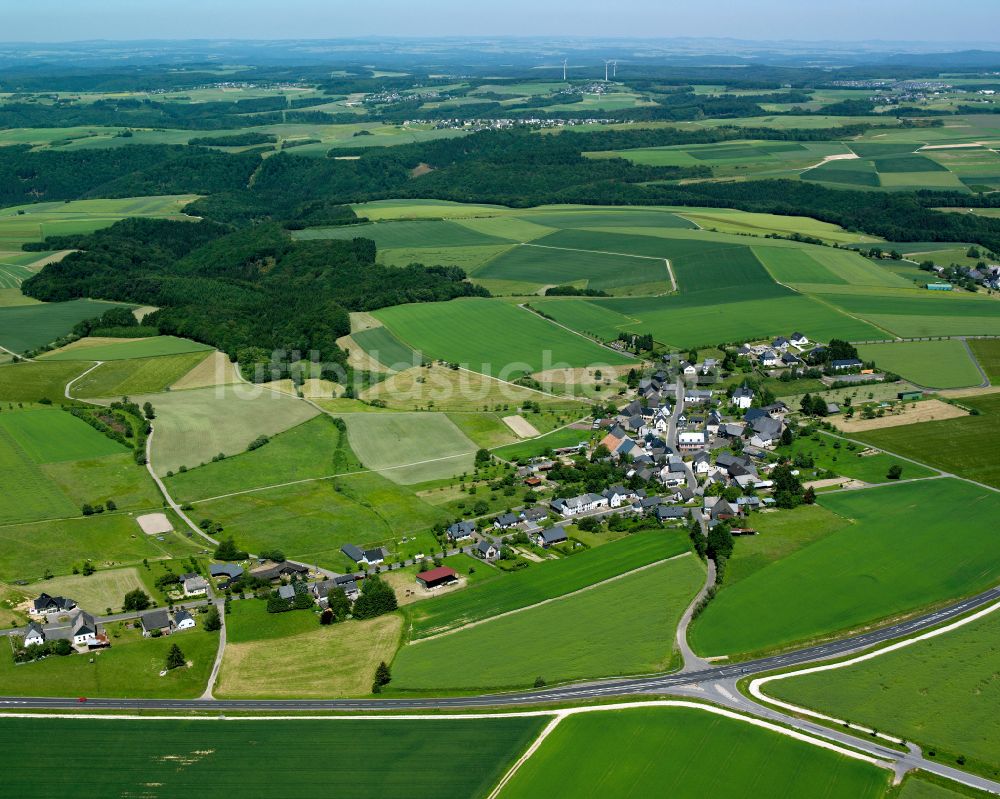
70,351,213,398
671,206,879,244
856,340,984,388
500,706,889,799
0,407,124,462
492,425,593,459
444,412,517,448
136,385,320,475
341,411,477,484
293,219,516,248
0,420,79,525
192,470,448,569
0,715,544,799
813,290,1000,338
897,776,993,799
690,479,1000,658
42,450,163,512
776,432,934,484
0,299,130,353
856,393,1000,489
392,554,703,690
374,298,634,377
767,608,1000,774
0,360,89,402
968,339,1000,383
755,246,909,289
351,325,420,369
167,415,363,503
408,531,691,638
0,626,218,698
43,335,212,361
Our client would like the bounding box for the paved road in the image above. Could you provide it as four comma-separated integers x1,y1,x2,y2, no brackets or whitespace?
3,584,997,711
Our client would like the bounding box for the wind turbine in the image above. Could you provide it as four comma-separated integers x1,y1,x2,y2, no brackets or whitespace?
604,59,611,82
562,59,568,82
612,60,618,78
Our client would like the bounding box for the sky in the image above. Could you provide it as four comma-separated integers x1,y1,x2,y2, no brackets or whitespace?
2,0,998,44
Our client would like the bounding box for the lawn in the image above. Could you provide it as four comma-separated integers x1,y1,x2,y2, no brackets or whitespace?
42,335,212,361
767,607,1000,775
391,554,704,690
351,325,420,370
374,298,634,377
776,431,935,483
70,351,214,398
491,425,594,460
690,479,1000,658
500,706,889,799
0,625,218,698
0,360,87,401
136,384,320,476
968,338,1000,383
856,393,1000,489
856,340,984,388
408,531,692,638
166,415,362,502
341,411,478,484
217,605,402,698
29,566,150,614
0,715,544,799
0,299,131,354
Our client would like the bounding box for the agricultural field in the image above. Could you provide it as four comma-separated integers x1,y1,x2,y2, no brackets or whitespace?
42,335,212,361
500,706,889,799
856,393,1000,489
445,412,519,448
408,531,691,638
28,566,151,614
216,599,402,698
690,479,1000,658
754,246,910,289
391,554,704,690
0,715,544,799
374,298,634,377
968,339,1000,383
492,424,594,460
0,361,90,402
135,384,320,475
856,340,985,389
351,324,420,370
69,351,214,398
0,299,131,354
340,411,478,484
766,608,1000,775
167,415,362,503
0,625,218,698
776,431,934,484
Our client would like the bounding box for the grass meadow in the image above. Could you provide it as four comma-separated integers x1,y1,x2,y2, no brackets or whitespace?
408,532,691,638
0,299,130,354
29,566,151,614
0,360,90,402
0,715,544,799
776,432,934,484
767,607,1000,775
391,554,704,690
856,340,984,388
968,339,1000,383
70,351,214,398
43,335,212,361
500,706,889,799
690,479,1000,658
491,425,594,459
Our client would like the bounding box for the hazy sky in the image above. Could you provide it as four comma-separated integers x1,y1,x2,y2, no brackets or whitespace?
3,0,998,43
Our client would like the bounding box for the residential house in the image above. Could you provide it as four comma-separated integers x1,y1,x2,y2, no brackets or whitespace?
759,349,781,367
182,574,209,597
446,520,477,541
313,575,360,603
23,621,45,647
474,539,499,561
140,609,171,638
678,431,706,451
340,545,387,567
692,451,712,475
521,506,550,524
535,526,568,548
831,358,864,371
493,513,520,531
174,610,196,631
684,388,712,404
603,486,636,508
771,336,790,351
679,361,698,377
209,563,244,581
790,332,809,347
656,506,689,522
719,422,745,439
31,593,76,616
71,612,102,648
551,493,608,517
749,416,783,449
732,385,754,410
781,352,802,367
277,584,297,602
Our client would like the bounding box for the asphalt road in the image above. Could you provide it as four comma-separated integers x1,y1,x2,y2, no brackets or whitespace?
3,584,997,711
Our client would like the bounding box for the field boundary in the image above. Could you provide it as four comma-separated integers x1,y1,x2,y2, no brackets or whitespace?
410,551,692,644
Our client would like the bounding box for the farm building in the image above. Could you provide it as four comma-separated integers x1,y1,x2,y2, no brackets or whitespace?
416,566,459,590
898,390,924,401
926,282,953,291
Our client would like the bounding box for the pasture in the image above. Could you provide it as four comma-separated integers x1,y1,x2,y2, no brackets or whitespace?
408,531,691,638
500,706,889,799
0,625,218,698
167,415,362,503
341,411,477,484
856,393,1000,489
776,432,934,484
43,335,212,361
351,325,420,370
70,351,213,398
0,715,544,799
29,566,149,614
0,299,130,354
491,425,593,460
217,601,402,698
391,554,703,690
42,450,163,512
766,608,1000,774
373,298,634,377
690,479,1000,658
968,339,1000,383
135,385,319,475
855,340,984,388
446,412,519,448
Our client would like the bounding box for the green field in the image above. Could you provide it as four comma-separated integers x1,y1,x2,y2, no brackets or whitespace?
500,706,889,799
409,532,691,638
856,340,985,388
767,608,1000,774
0,715,544,799
392,554,703,690
341,411,477,484
815,291,1000,338
776,432,934,484
690,479,1000,657
136,385,320,475
755,246,909,289
0,299,131,354
856,393,1000,489
491,425,593,460
70,350,213,398
293,218,516,248
167,415,363,502
374,298,634,377
29,566,152,614
0,360,89,402
351,325,420,369
445,411,518,448
43,335,213,361
968,339,1000,383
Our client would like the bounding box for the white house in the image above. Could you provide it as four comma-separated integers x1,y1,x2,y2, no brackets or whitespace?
552,493,609,517
732,386,754,410
790,332,809,347
182,574,209,597
679,361,698,376
23,621,45,647
692,452,712,475
71,612,98,647
678,431,706,451
603,486,636,508
474,539,499,561
759,350,781,367
174,610,196,631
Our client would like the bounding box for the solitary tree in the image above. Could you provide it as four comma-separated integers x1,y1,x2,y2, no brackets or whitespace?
886,464,903,480
122,589,151,612
203,606,222,632
165,643,185,670
372,661,392,693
